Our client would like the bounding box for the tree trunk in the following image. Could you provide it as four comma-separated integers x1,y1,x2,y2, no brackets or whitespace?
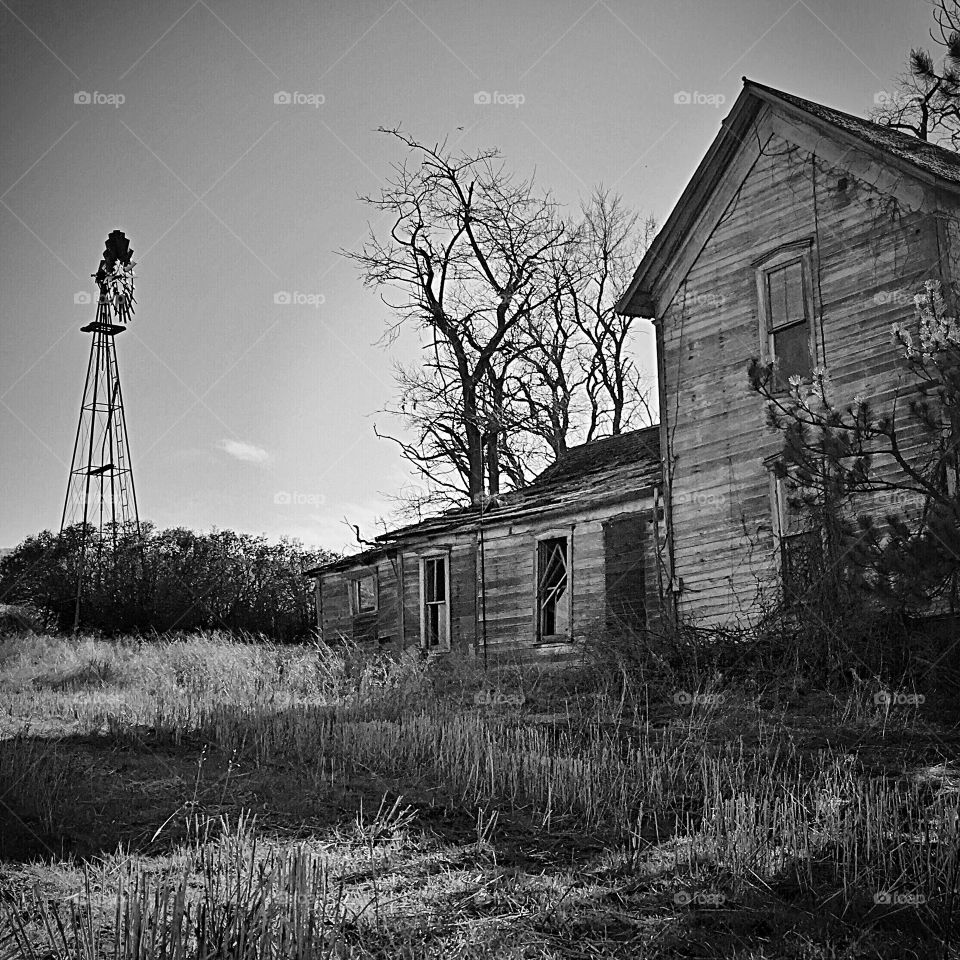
486,428,500,496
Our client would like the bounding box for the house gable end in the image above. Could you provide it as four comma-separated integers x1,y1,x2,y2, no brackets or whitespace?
620,82,958,322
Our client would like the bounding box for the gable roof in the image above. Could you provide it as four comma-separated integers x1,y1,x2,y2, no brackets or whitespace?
304,425,660,574
617,77,960,317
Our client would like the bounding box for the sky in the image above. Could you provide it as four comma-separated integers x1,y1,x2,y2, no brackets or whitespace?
0,0,934,553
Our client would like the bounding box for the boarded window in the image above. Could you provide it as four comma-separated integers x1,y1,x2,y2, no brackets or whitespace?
603,515,646,633
765,260,813,385
536,537,569,639
422,556,448,648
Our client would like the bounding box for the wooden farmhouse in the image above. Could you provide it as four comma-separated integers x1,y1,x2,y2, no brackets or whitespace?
305,428,662,662
617,78,960,627
309,78,960,649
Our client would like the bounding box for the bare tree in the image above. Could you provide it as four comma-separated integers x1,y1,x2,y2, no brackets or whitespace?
568,189,657,440
379,357,478,508
872,0,960,147
346,129,569,507
509,284,585,461
347,134,655,513
502,190,656,470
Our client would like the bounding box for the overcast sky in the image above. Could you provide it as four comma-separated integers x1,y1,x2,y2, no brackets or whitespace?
0,0,932,552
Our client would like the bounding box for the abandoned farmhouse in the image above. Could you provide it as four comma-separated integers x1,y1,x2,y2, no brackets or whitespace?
307,77,960,655
310,428,661,661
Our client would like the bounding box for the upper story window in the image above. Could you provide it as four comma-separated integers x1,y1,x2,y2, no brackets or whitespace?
349,573,377,615
755,244,816,390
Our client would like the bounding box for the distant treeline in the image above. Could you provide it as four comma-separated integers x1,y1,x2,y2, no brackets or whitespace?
0,524,336,641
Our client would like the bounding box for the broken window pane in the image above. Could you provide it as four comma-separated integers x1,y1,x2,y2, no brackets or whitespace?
351,574,376,614
774,474,821,603
423,557,448,647
426,603,448,646
777,475,805,535
426,557,445,603
537,537,569,638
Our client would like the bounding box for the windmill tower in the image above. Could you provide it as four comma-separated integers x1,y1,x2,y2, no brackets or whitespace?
61,231,141,630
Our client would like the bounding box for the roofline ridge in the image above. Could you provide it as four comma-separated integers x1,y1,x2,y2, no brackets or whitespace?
617,78,960,317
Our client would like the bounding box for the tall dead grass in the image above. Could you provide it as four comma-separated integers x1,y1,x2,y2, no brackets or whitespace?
2,815,364,960
1,631,958,954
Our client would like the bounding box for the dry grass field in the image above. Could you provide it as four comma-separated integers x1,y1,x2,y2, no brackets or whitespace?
0,631,958,958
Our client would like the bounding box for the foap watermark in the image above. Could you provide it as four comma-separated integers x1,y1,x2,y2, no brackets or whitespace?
673,490,726,511
474,90,525,108
274,491,326,507
74,291,92,305
674,890,727,907
473,689,525,708
274,892,322,909
274,291,325,307
873,91,895,106
870,489,924,512
873,289,914,307
75,91,125,108
686,291,726,310
874,890,926,906
674,690,725,707
874,690,925,707
674,90,726,108
274,90,325,107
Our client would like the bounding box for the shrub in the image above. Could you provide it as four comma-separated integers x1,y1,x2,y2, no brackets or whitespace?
0,525,336,641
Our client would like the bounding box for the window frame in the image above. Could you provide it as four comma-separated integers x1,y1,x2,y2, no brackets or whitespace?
419,552,451,651
346,570,378,616
754,242,817,389
769,469,806,543
766,460,823,599
534,532,573,643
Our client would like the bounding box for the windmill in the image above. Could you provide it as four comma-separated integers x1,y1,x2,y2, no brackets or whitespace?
61,230,141,631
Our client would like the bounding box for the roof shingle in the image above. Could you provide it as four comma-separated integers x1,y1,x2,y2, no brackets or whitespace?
305,426,661,574
376,424,661,542
745,79,960,187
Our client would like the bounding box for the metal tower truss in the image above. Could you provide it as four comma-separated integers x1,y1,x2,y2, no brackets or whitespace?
61,231,141,630
61,301,140,539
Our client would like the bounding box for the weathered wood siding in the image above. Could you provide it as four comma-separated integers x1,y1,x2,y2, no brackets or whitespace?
477,503,659,663
318,500,659,660
658,104,960,625
396,532,478,651
318,552,402,645
319,534,478,651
